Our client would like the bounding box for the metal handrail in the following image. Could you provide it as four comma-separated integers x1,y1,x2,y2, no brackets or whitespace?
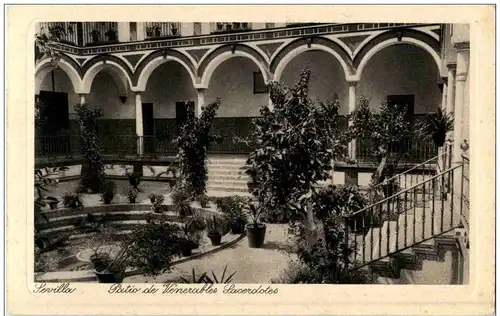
348,163,463,218
373,144,451,189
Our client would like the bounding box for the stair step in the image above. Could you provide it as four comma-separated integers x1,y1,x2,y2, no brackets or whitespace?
207,164,248,170
206,185,249,193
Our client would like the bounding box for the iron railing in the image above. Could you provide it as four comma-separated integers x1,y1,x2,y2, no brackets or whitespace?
345,163,462,272
461,155,469,230
35,135,80,158
82,22,119,46
98,134,138,157
356,137,438,164
144,22,181,39
38,22,79,45
370,143,453,197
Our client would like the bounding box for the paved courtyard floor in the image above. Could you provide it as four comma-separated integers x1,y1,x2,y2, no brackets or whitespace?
41,179,297,283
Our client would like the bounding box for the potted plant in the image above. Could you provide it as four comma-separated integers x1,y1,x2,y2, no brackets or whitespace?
205,215,229,246
170,23,178,36
93,217,181,283
244,201,266,248
89,30,101,43
62,192,83,209
127,188,138,203
171,189,194,217
216,196,247,234
175,222,202,257
148,194,165,213
44,196,59,210
105,28,117,42
415,108,454,148
100,180,116,205
196,194,210,209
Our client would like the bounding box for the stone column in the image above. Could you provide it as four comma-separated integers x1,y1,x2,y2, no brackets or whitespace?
348,81,358,161
196,88,206,117
117,22,130,42
79,94,87,105
135,92,144,155
452,44,469,165
452,43,469,224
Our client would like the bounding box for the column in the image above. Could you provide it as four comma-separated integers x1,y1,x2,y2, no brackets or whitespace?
445,65,456,170
117,22,130,42
79,94,87,105
196,88,206,117
135,92,144,156
452,43,469,224
136,23,145,41
452,46,469,165
446,65,456,116
348,81,358,161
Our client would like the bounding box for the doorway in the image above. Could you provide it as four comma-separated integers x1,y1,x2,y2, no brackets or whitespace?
142,103,154,154
37,90,70,156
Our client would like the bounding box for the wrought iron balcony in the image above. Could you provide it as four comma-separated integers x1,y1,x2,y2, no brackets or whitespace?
211,22,251,34
144,22,181,40
82,22,119,46
38,22,79,46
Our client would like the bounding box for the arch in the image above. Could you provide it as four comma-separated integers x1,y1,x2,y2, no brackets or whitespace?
81,55,134,94
354,29,441,79
35,56,83,94
198,44,269,88
271,37,354,82
134,49,197,91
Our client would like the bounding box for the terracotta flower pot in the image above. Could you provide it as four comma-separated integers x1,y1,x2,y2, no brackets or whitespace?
246,223,266,248
208,234,222,246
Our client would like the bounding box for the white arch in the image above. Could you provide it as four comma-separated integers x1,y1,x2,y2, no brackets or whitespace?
35,58,83,94
355,37,441,79
81,61,133,94
200,51,270,89
136,55,197,91
273,43,351,82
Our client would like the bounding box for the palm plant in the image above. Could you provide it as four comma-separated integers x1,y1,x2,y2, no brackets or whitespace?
415,108,454,147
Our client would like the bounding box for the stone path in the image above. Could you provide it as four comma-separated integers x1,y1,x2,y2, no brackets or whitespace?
124,224,297,284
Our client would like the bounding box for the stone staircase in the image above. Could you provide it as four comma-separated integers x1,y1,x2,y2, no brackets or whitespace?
347,161,466,284
206,156,251,195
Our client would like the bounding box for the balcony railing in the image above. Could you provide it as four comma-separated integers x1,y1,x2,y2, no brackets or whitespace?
357,23,415,31
36,132,439,168
211,22,251,34
39,22,79,46
144,22,181,39
356,136,438,164
82,22,119,46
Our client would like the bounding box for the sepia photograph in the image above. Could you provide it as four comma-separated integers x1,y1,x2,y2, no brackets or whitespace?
5,4,495,316
33,20,471,285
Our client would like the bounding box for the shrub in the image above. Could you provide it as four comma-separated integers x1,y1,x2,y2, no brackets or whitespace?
174,100,221,198
100,180,117,204
171,188,194,217
243,68,346,223
62,192,83,209
205,215,230,236
127,188,138,203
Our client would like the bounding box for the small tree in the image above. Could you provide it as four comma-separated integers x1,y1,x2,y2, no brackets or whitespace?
173,100,221,198
75,104,105,193
245,68,346,225
348,97,414,190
